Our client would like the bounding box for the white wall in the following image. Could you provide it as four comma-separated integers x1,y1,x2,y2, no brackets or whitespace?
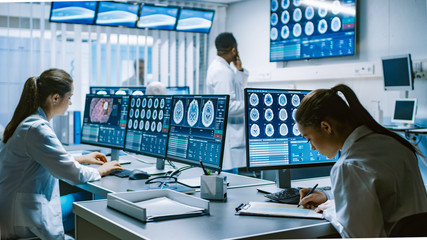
225,0,427,122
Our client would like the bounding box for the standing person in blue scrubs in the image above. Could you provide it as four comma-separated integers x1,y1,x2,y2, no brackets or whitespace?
0,69,123,240
206,32,249,172
296,84,427,237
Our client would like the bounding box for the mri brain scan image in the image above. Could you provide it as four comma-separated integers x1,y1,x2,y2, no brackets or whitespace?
135,109,140,118
136,98,141,107
152,110,157,120
158,110,163,120
251,124,260,137
279,109,288,121
265,108,274,121
148,99,153,108
278,94,287,106
293,124,301,136
187,100,199,127
280,123,289,136
154,98,159,108
133,119,138,129
129,109,134,118
141,109,145,119
151,122,156,132
146,110,151,120
250,108,260,121
292,94,301,107
265,124,275,137
202,100,215,128
292,108,297,121
145,121,150,131
271,27,278,41
142,98,147,108
131,98,135,107
128,119,132,129
264,94,273,106
157,122,162,132
173,100,184,124
139,120,144,130
250,93,259,106
160,99,165,108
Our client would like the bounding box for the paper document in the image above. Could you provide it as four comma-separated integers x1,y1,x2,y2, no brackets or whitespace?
134,197,205,220
236,201,323,219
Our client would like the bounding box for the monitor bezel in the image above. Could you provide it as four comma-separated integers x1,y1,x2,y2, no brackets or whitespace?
137,3,180,31
123,94,173,159
269,0,358,62
89,86,146,95
49,1,98,25
94,1,140,28
391,98,417,124
175,7,215,34
165,94,229,171
80,94,130,150
244,88,337,171
382,54,414,91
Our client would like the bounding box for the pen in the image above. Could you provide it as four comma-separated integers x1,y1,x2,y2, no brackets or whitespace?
199,160,209,175
297,183,318,208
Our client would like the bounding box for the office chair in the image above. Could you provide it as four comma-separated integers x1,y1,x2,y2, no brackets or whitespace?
389,211,427,237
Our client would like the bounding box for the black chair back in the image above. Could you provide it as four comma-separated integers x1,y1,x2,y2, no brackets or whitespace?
389,212,427,237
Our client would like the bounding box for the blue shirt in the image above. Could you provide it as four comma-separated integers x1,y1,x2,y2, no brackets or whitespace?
0,108,100,240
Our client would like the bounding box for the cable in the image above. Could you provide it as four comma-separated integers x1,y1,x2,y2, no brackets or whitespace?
169,166,194,177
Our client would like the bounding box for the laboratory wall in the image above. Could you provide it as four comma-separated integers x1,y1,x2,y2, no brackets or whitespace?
225,0,427,179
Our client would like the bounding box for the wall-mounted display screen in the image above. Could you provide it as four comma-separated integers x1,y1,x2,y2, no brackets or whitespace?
270,0,356,62
137,5,179,30
382,54,414,91
49,1,97,24
245,88,338,170
90,86,146,95
95,1,139,28
175,8,215,33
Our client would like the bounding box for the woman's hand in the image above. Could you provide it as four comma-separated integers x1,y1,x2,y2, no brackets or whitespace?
75,152,107,165
97,161,123,177
298,188,327,209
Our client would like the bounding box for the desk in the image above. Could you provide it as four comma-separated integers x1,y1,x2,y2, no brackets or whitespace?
73,186,337,240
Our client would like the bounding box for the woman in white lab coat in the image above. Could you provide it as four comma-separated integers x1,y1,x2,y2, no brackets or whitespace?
0,69,123,240
296,84,427,237
206,32,249,170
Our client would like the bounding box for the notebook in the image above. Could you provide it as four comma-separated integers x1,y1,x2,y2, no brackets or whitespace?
235,201,323,219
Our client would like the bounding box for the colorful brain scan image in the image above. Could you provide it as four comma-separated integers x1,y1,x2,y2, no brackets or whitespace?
250,108,260,121
173,100,184,124
293,8,302,22
279,109,288,121
280,123,289,136
293,23,302,37
187,100,199,127
264,93,273,106
250,93,259,106
202,100,215,128
265,123,275,137
318,19,328,34
271,12,278,25
281,10,290,24
305,21,314,36
265,108,274,121
292,94,301,107
89,98,113,123
251,124,260,137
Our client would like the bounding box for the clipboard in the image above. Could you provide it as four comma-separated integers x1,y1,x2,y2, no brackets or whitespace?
235,201,323,219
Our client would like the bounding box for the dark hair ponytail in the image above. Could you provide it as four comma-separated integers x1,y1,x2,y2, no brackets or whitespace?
296,84,422,157
3,69,72,144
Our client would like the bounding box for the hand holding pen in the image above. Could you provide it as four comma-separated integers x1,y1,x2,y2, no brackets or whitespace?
297,184,318,208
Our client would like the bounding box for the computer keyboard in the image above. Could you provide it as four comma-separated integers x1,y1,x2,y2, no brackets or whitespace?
264,188,301,204
109,169,133,178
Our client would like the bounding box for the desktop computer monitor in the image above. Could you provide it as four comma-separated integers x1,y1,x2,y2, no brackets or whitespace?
124,95,173,159
166,95,229,172
391,98,417,126
382,54,414,91
245,88,338,187
90,86,146,95
166,86,190,95
81,94,130,159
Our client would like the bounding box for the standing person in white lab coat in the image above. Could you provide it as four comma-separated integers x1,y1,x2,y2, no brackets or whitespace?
206,32,249,172
0,69,123,240
296,84,427,237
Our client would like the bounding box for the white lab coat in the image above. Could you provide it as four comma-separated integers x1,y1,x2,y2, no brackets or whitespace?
0,108,101,240
206,56,248,170
323,125,427,238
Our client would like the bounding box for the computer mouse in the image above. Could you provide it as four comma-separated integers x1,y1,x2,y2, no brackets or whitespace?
129,169,151,180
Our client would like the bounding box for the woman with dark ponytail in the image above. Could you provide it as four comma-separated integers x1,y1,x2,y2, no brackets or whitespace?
0,69,123,240
296,84,427,237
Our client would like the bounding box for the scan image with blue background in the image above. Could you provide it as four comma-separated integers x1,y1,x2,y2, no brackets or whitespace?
96,2,139,28
167,95,228,170
50,1,97,24
124,95,172,158
81,94,129,149
138,5,179,30
175,8,215,33
246,89,337,169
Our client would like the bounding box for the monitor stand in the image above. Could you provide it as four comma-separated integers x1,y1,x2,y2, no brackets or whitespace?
110,149,120,161
276,169,291,189
156,158,165,170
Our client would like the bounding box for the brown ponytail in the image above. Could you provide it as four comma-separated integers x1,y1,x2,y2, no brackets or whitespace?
296,84,422,157
3,69,73,144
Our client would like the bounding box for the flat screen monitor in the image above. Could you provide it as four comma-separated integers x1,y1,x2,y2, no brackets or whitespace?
166,86,190,95
269,0,357,61
49,1,97,24
382,54,414,91
81,94,129,149
391,98,417,125
124,95,173,159
137,4,179,30
95,1,139,28
90,86,146,95
175,8,215,33
245,88,338,171
166,95,229,171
